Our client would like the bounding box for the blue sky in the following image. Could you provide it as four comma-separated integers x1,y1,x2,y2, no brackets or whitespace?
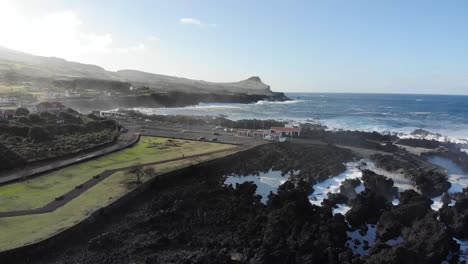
1,0,468,94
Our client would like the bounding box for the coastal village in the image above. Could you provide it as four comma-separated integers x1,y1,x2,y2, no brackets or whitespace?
1,97,302,142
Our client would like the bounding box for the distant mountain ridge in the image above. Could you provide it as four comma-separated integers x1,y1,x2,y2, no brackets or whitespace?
0,46,277,96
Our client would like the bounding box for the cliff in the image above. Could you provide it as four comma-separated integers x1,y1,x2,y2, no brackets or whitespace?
0,47,289,105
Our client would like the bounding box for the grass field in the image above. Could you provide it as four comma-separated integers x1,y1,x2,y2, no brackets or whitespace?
0,85,26,94
0,136,239,251
0,136,236,212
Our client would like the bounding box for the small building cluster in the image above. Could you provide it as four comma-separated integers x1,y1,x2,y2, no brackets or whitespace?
35,102,66,113
99,110,127,119
0,109,16,119
0,101,68,120
235,123,301,142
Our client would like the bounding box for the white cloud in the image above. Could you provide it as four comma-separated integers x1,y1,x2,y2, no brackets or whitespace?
0,0,155,62
180,18,202,25
0,0,237,85
179,17,217,28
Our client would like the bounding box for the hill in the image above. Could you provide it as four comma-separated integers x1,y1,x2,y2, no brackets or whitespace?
0,47,284,98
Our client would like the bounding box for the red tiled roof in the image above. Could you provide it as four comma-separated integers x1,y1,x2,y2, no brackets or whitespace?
271,127,301,132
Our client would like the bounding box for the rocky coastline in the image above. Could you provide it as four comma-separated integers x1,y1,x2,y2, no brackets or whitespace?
5,124,468,264
58,91,290,112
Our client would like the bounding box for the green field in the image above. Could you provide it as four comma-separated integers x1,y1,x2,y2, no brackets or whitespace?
0,84,26,94
0,136,235,211
0,136,239,251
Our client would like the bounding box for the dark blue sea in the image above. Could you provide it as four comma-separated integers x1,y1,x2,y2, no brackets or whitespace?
133,93,468,143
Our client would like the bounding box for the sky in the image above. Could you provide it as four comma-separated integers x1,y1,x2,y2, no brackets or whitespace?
0,0,468,95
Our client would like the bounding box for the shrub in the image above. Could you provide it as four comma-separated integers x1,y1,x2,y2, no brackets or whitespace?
39,111,57,120
0,125,30,137
28,114,44,124
28,126,49,142
15,107,29,116
86,120,116,132
18,116,30,124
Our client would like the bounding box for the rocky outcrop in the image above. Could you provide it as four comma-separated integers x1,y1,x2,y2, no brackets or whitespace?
339,178,361,200
346,190,390,228
361,170,398,202
440,188,468,239
368,190,458,264
370,153,450,197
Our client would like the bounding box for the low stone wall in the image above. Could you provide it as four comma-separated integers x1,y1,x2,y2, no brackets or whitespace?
0,146,249,262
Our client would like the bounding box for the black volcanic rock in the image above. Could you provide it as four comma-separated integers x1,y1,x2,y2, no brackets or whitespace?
376,190,432,241
339,178,361,200
322,193,348,207
440,189,468,238
361,170,398,202
368,190,456,264
370,153,450,197
346,190,390,227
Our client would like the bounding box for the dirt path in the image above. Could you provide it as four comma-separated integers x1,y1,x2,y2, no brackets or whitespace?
0,147,241,218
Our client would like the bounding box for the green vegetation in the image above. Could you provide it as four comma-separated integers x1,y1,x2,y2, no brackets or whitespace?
0,108,117,170
0,140,239,252
0,136,235,211
0,84,26,94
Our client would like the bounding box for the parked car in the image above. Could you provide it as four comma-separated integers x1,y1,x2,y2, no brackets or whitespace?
120,127,129,133
212,132,220,135
210,137,218,142
215,126,223,129
198,136,206,141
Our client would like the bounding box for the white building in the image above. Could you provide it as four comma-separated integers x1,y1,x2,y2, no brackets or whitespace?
100,111,127,119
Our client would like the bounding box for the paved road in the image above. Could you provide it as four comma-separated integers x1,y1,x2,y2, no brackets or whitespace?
289,138,391,158
0,132,139,185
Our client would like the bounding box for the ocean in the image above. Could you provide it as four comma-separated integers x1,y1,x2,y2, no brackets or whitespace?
132,93,468,143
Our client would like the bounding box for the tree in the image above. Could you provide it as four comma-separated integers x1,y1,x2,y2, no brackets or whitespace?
18,116,30,124
15,107,29,116
28,114,44,124
28,126,49,142
126,165,155,184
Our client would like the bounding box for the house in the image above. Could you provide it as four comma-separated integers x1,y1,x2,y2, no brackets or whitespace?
285,122,300,128
23,104,37,113
64,90,81,97
270,127,301,137
36,102,66,113
252,129,270,139
100,111,127,119
236,129,252,137
0,109,16,119
0,95,18,104
236,128,287,142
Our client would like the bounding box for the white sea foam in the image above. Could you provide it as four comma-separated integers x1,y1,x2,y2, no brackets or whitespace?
333,204,351,215
346,224,377,256
385,236,405,246
255,99,302,105
224,170,289,204
456,238,468,262
308,161,363,206
427,156,468,211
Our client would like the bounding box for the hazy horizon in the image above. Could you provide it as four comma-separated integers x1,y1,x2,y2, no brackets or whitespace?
1,0,468,95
